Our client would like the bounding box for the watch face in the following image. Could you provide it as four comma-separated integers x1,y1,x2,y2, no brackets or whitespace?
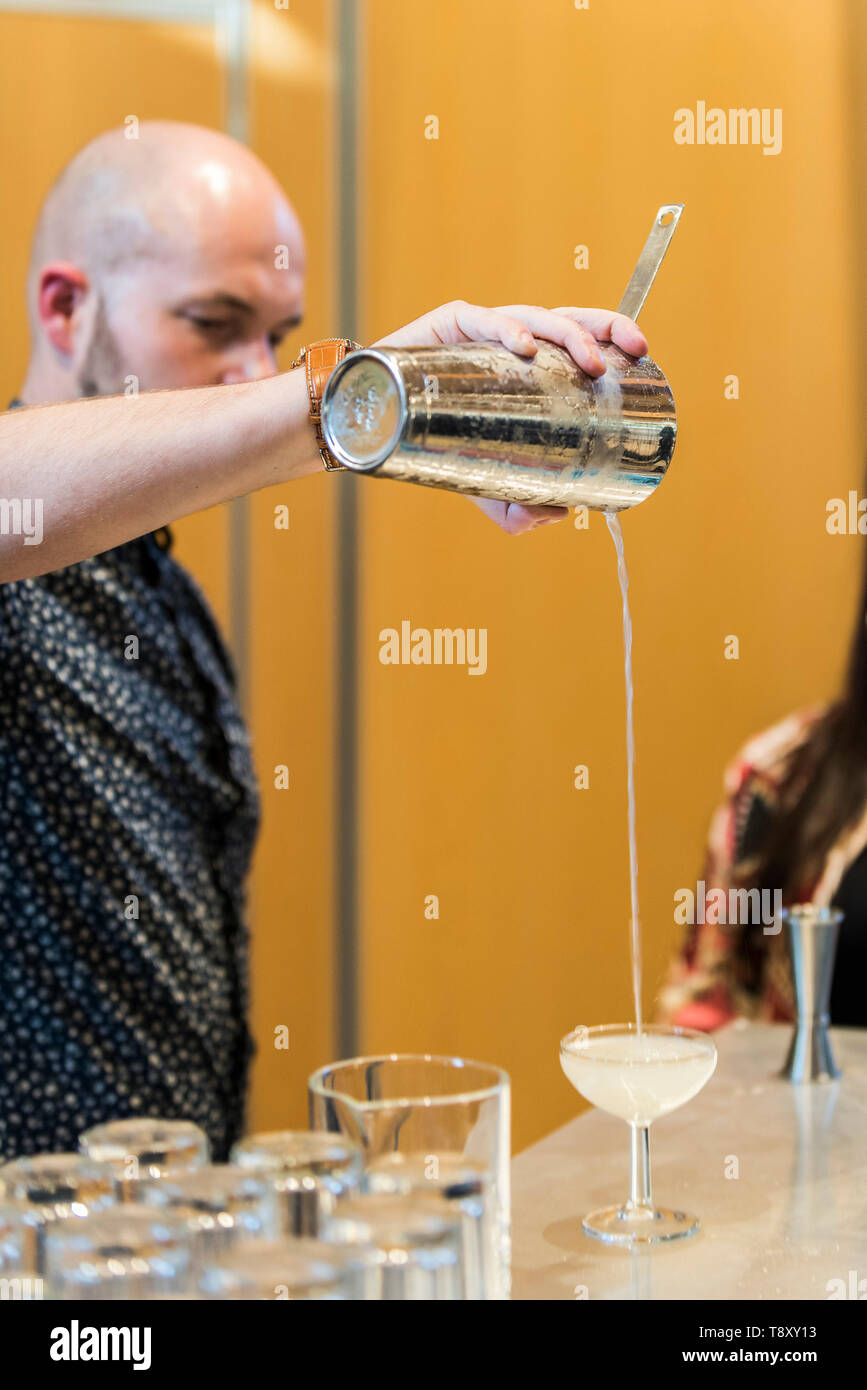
322,356,404,469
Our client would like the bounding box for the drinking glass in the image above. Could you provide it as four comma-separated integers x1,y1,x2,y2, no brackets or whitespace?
559,1023,718,1244
230,1131,362,1236
322,1191,464,1300
363,1152,492,1299
138,1164,282,1258
0,1200,29,1271
308,1053,510,1297
79,1118,210,1197
43,1203,196,1299
198,1238,373,1300
0,1154,116,1273
0,1199,45,1300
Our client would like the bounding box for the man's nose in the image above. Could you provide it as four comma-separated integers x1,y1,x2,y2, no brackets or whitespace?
220,338,278,384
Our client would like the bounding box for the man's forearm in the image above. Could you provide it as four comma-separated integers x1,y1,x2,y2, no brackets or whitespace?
0,303,647,579
0,369,318,581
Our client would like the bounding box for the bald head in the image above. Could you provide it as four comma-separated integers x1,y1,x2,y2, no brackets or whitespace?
23,121,307,399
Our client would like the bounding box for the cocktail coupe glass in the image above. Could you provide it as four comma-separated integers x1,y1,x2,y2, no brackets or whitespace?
559,1023,718,1245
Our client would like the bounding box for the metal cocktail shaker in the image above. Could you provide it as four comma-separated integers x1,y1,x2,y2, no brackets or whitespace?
321,340,675,511
779,906,843,1084
321,204,683,512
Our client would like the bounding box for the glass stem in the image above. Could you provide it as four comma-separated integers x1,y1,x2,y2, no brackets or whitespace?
628,1123,653,1213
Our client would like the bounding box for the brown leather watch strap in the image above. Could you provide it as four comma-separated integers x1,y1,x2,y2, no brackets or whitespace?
292,337,361,471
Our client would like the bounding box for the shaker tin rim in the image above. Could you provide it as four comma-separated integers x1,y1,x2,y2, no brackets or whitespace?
322,347,409,472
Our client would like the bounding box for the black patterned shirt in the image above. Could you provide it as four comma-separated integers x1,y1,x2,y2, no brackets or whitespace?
0,493,260,1162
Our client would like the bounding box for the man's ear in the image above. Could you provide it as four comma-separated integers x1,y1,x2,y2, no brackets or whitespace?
37,262,91,355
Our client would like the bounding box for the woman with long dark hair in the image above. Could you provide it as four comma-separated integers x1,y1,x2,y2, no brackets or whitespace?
660,541,867,1030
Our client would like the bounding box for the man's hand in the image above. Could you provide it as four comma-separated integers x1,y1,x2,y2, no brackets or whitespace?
374,302,648,535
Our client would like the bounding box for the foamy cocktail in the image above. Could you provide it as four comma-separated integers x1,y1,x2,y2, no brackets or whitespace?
560,1023,718,1244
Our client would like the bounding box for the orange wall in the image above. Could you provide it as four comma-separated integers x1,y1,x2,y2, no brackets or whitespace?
244,0,338,1132
357,0,863,1151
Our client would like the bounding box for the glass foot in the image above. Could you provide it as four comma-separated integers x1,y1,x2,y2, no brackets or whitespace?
582,1203,700,1246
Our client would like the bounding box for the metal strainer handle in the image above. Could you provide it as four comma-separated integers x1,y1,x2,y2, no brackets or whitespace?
617,204,684,323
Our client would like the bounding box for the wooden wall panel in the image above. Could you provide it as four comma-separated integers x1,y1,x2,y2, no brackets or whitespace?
245,0,338,1131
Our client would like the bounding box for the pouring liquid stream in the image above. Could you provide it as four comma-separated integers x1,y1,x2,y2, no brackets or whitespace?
605,511,643,1034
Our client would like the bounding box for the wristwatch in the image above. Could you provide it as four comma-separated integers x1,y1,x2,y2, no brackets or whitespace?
292,337,361,471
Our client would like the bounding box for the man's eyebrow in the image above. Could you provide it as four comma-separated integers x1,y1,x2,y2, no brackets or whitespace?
180,295,303,330
182,293,255,314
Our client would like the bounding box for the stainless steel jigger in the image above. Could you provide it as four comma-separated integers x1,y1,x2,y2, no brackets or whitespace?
779,906,843,1083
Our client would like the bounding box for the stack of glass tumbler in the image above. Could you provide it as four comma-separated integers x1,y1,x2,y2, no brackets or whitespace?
0,1054,510,1300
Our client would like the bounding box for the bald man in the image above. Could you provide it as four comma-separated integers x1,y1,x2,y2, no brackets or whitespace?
0,121,646,1158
